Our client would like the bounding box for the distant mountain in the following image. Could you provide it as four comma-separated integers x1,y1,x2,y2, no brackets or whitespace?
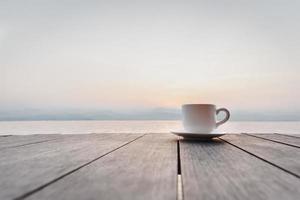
0,108,299,121
0,108,181,121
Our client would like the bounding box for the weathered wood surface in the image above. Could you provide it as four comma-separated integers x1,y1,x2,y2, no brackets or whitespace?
0,134,61,150
221,134,300,177
27,134,178,200
0,133,299,200
245,133,300,147
276,133,300,139
180,137,300,200
0,133,143,200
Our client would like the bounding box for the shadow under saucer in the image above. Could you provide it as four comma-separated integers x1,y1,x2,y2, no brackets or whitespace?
171,131,225,141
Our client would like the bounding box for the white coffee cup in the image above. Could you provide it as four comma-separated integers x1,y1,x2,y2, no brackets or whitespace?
182,104,230,133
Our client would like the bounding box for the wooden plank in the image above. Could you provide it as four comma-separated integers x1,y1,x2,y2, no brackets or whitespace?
26,134,177,200
180,137,300,200
0,134,61,150
0,135,12,137
0,133,143,200
245,133,300,148
221,134,300,177
276,133,300,139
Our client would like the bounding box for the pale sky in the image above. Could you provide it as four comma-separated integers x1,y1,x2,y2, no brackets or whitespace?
1,0,300,116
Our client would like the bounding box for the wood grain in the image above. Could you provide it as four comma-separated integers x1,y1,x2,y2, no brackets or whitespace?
27,134,177,200
276,133,300,139
180,137,300,200
0,133,143,200
221,134,300,177
245,133,300,148
0,134,61,150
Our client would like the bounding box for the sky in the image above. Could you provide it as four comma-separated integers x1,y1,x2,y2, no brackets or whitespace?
1,0,300,120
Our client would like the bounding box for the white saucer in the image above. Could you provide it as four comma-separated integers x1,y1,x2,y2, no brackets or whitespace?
171,130,225,140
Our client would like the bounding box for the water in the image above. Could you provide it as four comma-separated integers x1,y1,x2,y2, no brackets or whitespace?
0,120,299,135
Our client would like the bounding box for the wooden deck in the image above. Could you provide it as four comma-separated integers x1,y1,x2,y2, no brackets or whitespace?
0,133,299,200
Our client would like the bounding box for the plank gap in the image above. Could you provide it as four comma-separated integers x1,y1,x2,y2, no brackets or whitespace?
219,138,300,179
177,139,184,200
177,140,181,175
0,135,12,137
243,133,300,149
13,134,147,200
0,139,59,151
275,133,300,139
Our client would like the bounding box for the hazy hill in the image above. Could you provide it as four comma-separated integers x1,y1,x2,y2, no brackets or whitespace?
0,108,299,121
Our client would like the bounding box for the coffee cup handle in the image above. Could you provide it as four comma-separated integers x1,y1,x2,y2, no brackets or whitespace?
216,108,230,127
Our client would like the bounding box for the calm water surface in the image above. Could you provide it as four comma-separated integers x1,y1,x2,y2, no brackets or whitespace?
0,121,300,135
